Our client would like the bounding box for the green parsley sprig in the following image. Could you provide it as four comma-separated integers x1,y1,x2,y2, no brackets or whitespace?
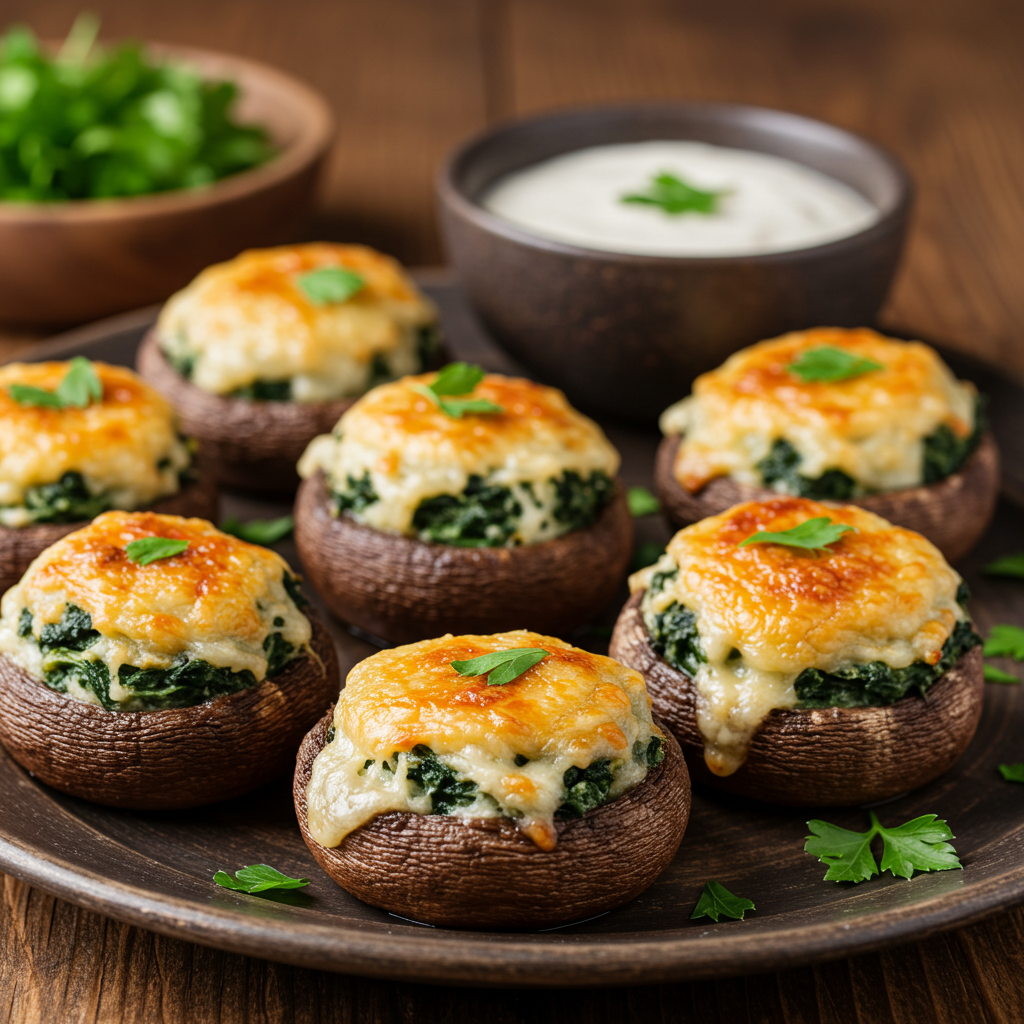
805,811,961,883
999,763,1024,783
983,552,1024,580
8,357,102,409
787,347,884,383
740,516,856,554
451,647,549,687
984,665,1020,684
627,486,661,517
621,171,726,215
413,362,504,419
296,267,365,306
213,864,310,894
690,881,755,922
221,515,294,545
125,537,189,565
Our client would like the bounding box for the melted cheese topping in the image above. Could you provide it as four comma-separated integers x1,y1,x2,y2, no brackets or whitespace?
660,328,977,493
298,373,620,541
157,243,437,401
306,631,662,851
630,498,965,776
0,362,190,527
0,512,311,704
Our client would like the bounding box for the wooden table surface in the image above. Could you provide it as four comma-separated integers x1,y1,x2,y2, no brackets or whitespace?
2,1,1023,1021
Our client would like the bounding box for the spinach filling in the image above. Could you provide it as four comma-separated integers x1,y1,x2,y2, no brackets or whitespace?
644,570,982,709
755,401,985,496
20,573,306,712
331,471,379,516
20,471,110,524
230,379,292,402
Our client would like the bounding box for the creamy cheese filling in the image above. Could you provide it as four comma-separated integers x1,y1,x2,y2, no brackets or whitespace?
305,631,663,851
0,512,313,711
660,328,978,494
630,498,969,776
298,373,620,540
0,362,192,527
157,243,438,401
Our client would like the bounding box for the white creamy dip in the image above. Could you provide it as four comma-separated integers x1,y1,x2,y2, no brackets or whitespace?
483,141,879,257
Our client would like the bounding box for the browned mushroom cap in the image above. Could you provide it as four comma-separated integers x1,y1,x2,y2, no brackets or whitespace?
293,711,690,930
294,471,635,644
610,591,984,807
136,330,354,495
654,432,999,564
0,608,339,810
0,473,218,597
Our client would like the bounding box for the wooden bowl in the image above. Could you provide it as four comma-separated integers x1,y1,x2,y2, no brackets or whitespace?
137,331,352,495
0,608,339,810
610,591,985,806
293,711,691,929
654,431,1000,564
293,470,635,643
0,44,333,329
438,102,912,421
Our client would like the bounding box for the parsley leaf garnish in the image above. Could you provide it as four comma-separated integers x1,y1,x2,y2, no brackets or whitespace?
621,171,726,215
740,516,855,554
690,881,755,922
125,537,189,565
627,486,661,517
221,515,293,545
451,647,549,686
984,664,1020,684
8,357,103,409
787,347,884,383
983,625,1024,661
412,361,504,419
805,811,961,883
999,763,1024,783
983,552,1024,579
297,267,365,305
213,864,310,894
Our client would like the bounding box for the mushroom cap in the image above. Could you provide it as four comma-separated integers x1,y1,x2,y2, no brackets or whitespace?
294,471,634,644
0,608,339,809
609,591,984,806
137,330,353,494
0,472,218,597
655,432,999,564
293,711,691,929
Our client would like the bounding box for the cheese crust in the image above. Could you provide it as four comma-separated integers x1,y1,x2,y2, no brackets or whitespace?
156,243,438,401
0,512,311,706
630,498,966,775
305,630,662,851
298,373,620,542
0,362,190,527
661,328,977,493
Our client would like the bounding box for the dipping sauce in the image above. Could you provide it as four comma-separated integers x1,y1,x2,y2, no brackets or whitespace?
483,141,879,257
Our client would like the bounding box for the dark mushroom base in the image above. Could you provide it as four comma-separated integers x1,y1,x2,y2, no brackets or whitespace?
654,432,1000,564
0,473,219,596
137,330,355,495
0,609,340,810
293,711,691,930
609,591,985,807
294,471,635,644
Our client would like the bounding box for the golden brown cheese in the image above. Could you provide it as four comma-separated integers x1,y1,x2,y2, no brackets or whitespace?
631,498,965,775
660,328,977,493
157,243,437,400
298,373,620,541
305,631,662,850
0,512,311,705
0,362,190,526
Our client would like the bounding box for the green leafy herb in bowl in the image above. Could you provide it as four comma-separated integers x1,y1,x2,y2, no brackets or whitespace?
0,13,275,202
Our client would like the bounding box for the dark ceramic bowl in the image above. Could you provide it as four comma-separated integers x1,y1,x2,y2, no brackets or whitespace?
437,103,912,421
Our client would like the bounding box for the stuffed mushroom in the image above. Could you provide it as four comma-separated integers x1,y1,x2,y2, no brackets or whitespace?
0,511,339,808
609,497,984,806
137,242,440,494
655,327,999,562
0,359,216,594
294,365,634,643
294,630,690,929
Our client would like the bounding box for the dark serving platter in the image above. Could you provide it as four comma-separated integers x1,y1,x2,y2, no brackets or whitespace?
0,270,1022,987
